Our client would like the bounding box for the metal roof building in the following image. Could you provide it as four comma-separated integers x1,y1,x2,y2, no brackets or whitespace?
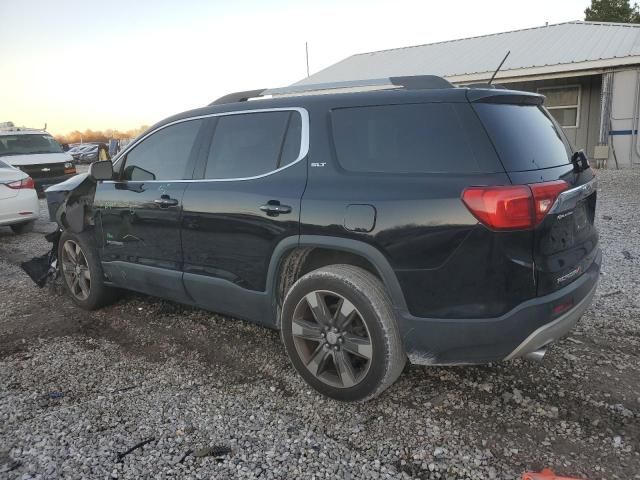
294,21,640,169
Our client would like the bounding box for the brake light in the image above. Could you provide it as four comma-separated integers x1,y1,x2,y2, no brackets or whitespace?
6,177,35,190
529,180,569,225
462,180,568,230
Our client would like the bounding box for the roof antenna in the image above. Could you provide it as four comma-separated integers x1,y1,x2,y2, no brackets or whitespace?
305,42,310,78
488,50,510,85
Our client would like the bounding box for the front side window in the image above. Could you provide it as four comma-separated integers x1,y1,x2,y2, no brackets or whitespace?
204,111,302,179
538,86,580,128
0,134,64,157
122,119,203,181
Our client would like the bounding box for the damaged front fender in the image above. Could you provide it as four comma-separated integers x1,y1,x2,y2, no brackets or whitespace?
45,173,97,233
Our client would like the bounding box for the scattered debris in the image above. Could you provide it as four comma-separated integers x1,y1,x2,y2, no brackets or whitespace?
111,385,137,394
601,215,612,220
601,289,623,298
622,250,634,260
47,391,64,399
193,445,232,459
116,437,155,462
178,449,193,464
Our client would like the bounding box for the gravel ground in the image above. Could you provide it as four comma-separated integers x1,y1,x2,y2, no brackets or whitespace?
0,169,638,480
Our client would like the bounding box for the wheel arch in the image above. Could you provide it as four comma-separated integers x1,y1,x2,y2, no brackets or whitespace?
267,235,407,327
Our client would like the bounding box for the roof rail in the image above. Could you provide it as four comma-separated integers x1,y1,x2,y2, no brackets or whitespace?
209,89,267,106
263,75,454,97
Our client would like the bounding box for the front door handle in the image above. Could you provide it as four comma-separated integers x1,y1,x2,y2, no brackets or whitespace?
154,195,179,208
260,200,292,217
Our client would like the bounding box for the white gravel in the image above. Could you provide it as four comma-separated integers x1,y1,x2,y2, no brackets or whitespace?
0,169,638,479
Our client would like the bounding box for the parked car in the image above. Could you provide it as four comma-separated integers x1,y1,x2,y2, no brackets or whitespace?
0,159,39,233
68,143,110,164
45,76,600,401
0,123,76,195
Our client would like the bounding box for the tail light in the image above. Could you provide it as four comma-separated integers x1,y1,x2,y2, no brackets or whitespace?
64,162,76,175
6,177,35,190
462,180,568,230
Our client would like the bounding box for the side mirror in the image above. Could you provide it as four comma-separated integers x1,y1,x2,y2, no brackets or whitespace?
88,160,114,181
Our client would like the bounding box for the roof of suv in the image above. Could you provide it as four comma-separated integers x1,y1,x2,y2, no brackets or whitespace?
151,86,544,134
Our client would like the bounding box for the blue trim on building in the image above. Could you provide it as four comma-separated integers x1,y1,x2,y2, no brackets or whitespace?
609,129,638,136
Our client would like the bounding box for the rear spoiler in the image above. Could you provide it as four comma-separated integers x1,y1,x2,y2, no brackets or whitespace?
466,89,544,106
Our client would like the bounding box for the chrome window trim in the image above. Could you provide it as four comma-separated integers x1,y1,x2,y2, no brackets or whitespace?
108,107,309,183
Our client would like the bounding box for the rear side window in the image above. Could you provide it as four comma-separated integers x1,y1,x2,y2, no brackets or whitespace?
473,104,571,172
331,103,501,174
205,110,302,179
123,119,203,181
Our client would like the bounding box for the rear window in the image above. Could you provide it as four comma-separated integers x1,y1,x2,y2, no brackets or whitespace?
331,103,501,174
473,104,572,172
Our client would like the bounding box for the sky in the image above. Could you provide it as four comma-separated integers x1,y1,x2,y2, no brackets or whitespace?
0,0,592,135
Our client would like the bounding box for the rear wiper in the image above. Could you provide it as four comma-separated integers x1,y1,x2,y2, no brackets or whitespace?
571,150,590,173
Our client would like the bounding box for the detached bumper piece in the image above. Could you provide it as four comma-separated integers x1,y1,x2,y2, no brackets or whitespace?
20,230,60,287
522,468,584,480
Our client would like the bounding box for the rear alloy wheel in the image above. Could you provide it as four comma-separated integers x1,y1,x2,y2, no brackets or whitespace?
291,290,373,389
281,265,405,401
61,239,91,301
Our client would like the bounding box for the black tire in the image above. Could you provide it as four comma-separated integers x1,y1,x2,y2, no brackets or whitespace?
10,220,35,234
281,265,406,402
58,230,118,310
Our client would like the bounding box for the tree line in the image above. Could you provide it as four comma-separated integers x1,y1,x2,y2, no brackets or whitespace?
55,125,149,145
585,0,640,22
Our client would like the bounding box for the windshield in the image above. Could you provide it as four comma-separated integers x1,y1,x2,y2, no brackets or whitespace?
0,159,10,168
472,103,572,172
0,134,64,157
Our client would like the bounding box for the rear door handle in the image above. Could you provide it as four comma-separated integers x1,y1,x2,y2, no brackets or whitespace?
154,195,179,208
260,201,292,216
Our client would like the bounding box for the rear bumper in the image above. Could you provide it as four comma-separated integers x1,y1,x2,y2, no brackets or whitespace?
0,190,40,226
396,248,601,365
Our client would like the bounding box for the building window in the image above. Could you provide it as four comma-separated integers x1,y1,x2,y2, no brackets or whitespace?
538,85,581,128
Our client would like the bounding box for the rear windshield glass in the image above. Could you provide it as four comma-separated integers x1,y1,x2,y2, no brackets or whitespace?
0,159,10,168
331,103,501,174
0,134,64,157
473,104,572,172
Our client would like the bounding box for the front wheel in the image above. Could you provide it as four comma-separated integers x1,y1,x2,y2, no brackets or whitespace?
281,265,406,402
59,230,118,310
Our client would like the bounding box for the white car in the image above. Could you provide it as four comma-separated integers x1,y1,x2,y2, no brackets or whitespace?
0,159,40,233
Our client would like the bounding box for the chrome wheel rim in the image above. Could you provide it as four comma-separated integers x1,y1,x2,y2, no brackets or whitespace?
291,290,372,388
61,240,91,301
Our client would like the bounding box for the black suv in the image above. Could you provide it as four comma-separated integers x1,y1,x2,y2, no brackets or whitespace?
46,76,600,401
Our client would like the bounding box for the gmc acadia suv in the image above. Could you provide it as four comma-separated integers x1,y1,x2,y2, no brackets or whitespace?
45,76,600,401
